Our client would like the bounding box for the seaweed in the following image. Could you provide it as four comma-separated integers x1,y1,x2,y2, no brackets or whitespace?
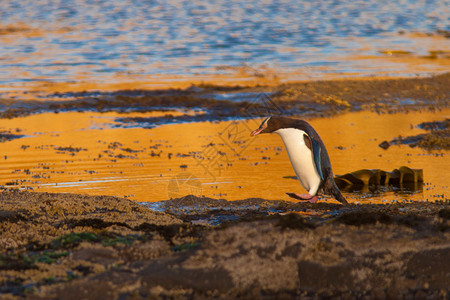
334,166,423,191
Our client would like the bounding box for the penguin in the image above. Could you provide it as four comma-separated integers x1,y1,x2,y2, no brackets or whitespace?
250,116,348,204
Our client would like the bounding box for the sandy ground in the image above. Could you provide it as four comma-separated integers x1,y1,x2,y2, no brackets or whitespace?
0,74,449,299
0,191,449,299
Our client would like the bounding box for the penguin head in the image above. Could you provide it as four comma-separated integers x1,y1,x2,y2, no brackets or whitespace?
251,116,299,136
251,116,271,136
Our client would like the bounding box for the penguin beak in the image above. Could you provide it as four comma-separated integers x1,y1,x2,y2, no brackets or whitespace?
250,122,267,136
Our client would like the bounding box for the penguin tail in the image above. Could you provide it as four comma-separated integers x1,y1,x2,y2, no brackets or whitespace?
334,189,348,205
324,176,348,205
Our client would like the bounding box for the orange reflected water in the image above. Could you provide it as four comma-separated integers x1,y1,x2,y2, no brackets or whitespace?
0,109,448,203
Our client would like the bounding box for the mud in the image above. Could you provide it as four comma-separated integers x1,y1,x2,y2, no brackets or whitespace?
0,191,449,299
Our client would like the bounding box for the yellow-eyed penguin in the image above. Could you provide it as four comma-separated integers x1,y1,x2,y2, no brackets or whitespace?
251,116,348,204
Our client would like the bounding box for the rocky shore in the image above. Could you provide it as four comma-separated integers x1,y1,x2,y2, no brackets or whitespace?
1,191,449,299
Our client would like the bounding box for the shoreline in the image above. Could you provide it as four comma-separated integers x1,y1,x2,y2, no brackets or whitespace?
0,73,449,298
1,72,448,118
0,70,448,100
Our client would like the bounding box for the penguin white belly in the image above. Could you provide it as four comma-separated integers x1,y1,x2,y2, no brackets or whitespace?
275,128,321,195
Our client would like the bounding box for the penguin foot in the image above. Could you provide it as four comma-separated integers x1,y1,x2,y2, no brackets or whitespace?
286,193,318,203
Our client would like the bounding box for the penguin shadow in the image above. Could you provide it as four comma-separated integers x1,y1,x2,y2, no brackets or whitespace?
334,166,424,195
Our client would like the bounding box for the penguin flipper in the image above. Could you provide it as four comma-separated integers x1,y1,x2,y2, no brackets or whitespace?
303,133,324,181
311,138,324,181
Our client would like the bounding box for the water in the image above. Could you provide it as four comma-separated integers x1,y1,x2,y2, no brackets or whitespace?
1,109,448,203
0,1,448,204
0,0,449,90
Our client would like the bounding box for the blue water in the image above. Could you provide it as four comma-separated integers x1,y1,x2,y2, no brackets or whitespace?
0,0,448,86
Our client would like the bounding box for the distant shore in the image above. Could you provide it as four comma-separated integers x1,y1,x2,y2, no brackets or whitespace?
1,72,449,117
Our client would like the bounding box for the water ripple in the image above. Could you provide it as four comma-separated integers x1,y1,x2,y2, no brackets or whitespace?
0,0,448,87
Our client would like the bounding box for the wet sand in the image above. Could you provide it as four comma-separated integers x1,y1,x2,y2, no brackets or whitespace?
0,74,449,298
0,191,449,299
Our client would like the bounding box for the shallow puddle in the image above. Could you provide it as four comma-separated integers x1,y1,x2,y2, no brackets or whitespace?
0,109,448,203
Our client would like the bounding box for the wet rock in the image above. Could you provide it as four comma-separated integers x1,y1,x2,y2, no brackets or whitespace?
379,140,390,149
